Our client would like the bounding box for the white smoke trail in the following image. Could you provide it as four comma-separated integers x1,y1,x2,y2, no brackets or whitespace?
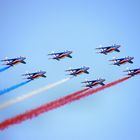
0,78,70,110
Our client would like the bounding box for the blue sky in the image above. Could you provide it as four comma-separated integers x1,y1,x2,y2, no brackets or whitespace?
0,0,140,139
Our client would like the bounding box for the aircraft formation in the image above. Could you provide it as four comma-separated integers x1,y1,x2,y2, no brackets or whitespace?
1,44,139,88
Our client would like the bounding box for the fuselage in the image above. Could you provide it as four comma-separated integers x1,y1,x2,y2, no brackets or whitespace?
105,47,116,53
88,81,101,87
114,57,134,65
6,57,26,66
53,51,72,60
71,70,85,75
85,79,105,88
27,72,46,80
100,45,120,54
69,67,89,76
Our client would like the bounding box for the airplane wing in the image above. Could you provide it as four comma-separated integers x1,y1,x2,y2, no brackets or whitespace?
96,46,110,50
82,80,96,83
123,69,131,72
1,58,17,62
100,83,105,86
124,67,140,73
22,72,37,76
42,75,47,78
48,52,62,56
67,55,72,58
109,58,119,61
84,71,89,74
95,47,104,49
22,73,32,76
115,49,120,52
65,68,79,72
81,81,89,83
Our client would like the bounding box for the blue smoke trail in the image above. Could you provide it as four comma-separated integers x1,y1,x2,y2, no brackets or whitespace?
0,66,11,72
0,80,31,96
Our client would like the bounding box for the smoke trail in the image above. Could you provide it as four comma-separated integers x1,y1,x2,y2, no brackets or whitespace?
63,76,131,103
0,78,70,109
0,76,130,130
0,80,31,96
0,88,88,130
0,66,11,72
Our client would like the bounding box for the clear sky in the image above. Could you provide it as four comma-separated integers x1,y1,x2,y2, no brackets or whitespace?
0,0,140,139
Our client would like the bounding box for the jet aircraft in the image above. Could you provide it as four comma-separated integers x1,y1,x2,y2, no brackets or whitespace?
124,68,140,76
109,56,134,66
96,44,121,55
22,70,46,80
82,78,105,88
48,50,73,61
1,56,26,66
66,66,90,76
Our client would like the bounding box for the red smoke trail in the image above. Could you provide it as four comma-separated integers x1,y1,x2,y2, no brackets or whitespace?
0,76,130,130
0,88,88,130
